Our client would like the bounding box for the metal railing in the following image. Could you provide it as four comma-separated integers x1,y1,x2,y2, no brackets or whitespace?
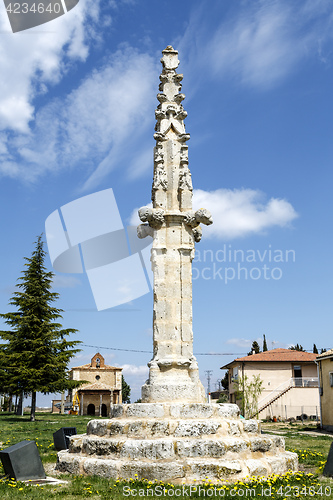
257,377,319,411
292,377,318,388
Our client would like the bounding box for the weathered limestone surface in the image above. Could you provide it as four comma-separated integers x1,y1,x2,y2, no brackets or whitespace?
138,46,212,403
57,403,297,483
56,47,298,483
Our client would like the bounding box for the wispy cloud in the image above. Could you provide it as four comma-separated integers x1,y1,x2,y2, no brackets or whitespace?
121,364,149,377
119,363,149,401
193,188,298,239
179,0,333,89
128,188,297,239
0,0,102,132
0,46,157,187
226,337,253,348
2,0,332,187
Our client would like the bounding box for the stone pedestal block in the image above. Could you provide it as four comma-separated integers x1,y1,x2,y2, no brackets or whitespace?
56,403,298,483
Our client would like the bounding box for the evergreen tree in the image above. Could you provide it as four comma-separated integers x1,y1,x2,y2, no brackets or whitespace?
320,348,327,354
0,236,82,421
221,371,229,391
288,344,305,352
0,345,20,413
248,341,260,356
263,334,268,352
122,375,131,403
313,344,318,354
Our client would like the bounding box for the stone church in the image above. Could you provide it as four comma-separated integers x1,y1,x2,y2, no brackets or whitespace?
67,353,122,417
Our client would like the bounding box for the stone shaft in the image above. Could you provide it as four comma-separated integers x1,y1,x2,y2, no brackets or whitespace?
138,46,212,402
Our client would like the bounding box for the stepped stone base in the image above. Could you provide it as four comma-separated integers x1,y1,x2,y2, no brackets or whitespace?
56,403,298,484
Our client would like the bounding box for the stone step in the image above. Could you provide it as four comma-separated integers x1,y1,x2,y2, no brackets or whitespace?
56,450,298,483
109,402,241,420
87,417,260,438
69,434,285,460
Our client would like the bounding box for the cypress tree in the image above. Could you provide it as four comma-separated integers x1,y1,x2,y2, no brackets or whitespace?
0,236,82,421
263,334,268,351
289,343,305,352
248,341,260,356
221,371,229,391
122,375,131,403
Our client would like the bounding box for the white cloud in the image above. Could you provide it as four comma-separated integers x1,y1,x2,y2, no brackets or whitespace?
0,0,101,132
179,0,333,89
120,364,149,377
128,188,297,239
0,46,157,186
128,202,152,226
193,188,298,239
208,2,303,88
226,338,252,348
119,364,149,401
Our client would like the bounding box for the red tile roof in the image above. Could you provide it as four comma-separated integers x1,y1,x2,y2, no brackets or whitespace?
70,363,121,370
77,382,112,392
316,348,333,359
221,348,317,369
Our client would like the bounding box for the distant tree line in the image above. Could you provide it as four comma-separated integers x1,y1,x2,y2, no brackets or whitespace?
246,337,326,356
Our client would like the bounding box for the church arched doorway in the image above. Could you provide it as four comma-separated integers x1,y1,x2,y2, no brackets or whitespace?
87,403,95,416
101,403,107,417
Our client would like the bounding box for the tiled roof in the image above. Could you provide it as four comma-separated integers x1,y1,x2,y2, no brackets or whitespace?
78,382,113,391
316,348,333,359
221,348,317,369
70,363,122,370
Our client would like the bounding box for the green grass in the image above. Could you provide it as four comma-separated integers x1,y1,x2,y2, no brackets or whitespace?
0,413,332,499
0,412,92,463
261,421,332,473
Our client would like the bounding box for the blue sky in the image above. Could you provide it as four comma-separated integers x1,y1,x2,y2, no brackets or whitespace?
0,0,333,405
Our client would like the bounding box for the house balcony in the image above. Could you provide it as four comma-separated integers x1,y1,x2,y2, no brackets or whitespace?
292,377,318,388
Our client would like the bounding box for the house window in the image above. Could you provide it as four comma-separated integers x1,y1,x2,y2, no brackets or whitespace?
293,365,302,386
96,375,100,381
329,373,333,387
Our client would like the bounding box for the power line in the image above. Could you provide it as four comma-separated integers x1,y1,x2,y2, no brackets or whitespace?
205,370,213,397
196,353,247,356
82,344,151,353
81,344,248,356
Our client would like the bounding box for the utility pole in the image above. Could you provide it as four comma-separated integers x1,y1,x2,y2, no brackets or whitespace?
205,370,213,401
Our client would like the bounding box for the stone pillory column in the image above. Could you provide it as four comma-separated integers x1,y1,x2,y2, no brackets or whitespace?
138,46,213,403
56,47,298,483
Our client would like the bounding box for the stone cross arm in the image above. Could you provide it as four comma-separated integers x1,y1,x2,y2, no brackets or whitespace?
137,206,212,242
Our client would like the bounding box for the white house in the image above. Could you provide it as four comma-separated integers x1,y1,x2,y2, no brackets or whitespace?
222,348,319,420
